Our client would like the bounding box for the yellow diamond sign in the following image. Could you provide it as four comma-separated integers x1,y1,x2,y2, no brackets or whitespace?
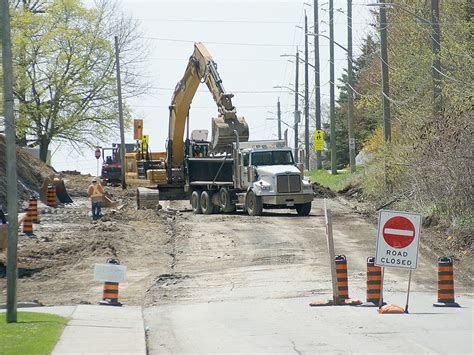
314,130,324,151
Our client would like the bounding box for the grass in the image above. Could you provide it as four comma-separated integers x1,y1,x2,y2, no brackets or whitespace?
309,168,360,192
0,312,67,355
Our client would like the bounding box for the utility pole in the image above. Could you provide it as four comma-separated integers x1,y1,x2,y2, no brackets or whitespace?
304,12,310,171
114,36,127,189
1,0,19,323
379,0,391,142
277,98,282,140
347,0,356,172
314,0,322,169
431,0,442,116
329,0,337,174
294,49,300,163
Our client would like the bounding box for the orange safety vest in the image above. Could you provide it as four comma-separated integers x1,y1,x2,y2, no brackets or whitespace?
88,183,103,202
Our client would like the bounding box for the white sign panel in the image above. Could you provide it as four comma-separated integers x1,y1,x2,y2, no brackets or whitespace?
375,210,421,269
94,263,127,283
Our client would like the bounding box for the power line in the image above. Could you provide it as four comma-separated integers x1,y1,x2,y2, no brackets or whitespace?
149,87,283,94
140,36,298,47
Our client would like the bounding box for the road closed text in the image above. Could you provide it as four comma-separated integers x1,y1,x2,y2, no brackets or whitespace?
380,249,413,266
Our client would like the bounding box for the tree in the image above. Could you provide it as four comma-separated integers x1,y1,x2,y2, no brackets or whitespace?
322,34,380,169
10,0,148,161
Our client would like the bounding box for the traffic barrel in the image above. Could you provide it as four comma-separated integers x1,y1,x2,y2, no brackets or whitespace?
22,208,33,235
29,196,39,224
433,257,460,307
335,255,349,303
362,257,385,307
99,259,122,307
46,184,57,207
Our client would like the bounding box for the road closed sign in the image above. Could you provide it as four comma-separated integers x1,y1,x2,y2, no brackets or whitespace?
375,210,421,269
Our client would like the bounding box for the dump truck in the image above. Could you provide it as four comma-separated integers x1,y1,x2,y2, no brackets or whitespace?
187,133,314,216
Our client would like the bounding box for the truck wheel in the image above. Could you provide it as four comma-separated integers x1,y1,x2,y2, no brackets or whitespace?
191,191,202,214
296,202,312,216
219,187,235,213
200,190,215,215
246,190,263,216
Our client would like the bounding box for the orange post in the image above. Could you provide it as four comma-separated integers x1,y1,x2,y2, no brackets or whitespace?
22,208,33,235
362,257,385,307
101,282,121,306
99,258,123,306
433,257,460,307
335,255,349,303
29,196,39,223
46,184,57,207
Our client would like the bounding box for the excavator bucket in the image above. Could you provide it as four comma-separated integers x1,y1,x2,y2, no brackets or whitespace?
211,115,249,152
40,175,73,204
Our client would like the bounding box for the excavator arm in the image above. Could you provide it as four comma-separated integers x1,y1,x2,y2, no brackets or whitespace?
167,42,249,168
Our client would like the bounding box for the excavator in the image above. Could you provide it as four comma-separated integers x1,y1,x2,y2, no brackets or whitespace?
125,42,249,204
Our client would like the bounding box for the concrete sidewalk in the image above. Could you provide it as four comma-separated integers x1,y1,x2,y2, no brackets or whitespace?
10,305,147,354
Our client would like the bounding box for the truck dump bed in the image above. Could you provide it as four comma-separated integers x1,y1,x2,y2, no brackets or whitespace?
186,157,234,186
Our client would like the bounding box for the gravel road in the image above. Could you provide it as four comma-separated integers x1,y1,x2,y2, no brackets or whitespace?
144,198,473,354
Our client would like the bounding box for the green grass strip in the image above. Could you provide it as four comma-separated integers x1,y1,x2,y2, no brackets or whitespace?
1,311,67,355
309,169,356,192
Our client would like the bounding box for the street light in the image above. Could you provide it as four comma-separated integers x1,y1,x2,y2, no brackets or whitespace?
306,33,348,52
271,84,303,162
273,85,305,99
367,2,431,25
266,118,294,130
267,118,302,160
280,54,316,69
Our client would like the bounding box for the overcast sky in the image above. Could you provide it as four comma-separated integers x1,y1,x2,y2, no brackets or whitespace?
51,0,374,174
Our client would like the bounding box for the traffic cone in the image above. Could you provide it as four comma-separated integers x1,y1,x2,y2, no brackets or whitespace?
335,255,349,303
22,208,33,235
362,257,386,307
100,282,122,306
433,257,460,307
99,259,122,306
29,196,39,224
46,184,57,207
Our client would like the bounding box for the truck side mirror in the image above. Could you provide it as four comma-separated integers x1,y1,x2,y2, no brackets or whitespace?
296,162,304,173
247,166,257,183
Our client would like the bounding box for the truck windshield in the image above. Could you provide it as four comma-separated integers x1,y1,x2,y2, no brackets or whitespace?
251,150,294,166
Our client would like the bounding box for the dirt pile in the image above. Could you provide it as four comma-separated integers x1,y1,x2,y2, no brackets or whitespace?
0,135,54,208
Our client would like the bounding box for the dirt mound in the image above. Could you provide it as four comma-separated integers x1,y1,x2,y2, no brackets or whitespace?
312,183,336,198
0,135,54,208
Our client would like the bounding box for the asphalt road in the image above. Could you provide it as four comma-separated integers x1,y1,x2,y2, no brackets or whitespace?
144,198,473,354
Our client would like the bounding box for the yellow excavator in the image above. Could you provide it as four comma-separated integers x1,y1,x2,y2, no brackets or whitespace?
125,42,249,204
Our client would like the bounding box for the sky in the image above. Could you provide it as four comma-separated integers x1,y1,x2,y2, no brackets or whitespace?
50,0,375,175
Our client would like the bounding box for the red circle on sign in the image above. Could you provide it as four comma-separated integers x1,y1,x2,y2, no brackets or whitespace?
383,216,415,249
95,149,101,160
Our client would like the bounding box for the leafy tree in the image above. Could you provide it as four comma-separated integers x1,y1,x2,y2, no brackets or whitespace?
323,34,380,169
10,0,148,161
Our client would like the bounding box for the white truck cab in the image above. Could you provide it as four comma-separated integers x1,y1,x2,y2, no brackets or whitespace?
234,140,314,216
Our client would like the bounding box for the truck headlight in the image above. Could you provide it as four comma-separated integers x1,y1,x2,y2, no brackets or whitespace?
256,180,271,191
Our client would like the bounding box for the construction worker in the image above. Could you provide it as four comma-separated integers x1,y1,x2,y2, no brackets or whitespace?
88,178,103,220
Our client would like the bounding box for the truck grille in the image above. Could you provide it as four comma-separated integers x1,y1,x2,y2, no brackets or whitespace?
277,174,301,193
